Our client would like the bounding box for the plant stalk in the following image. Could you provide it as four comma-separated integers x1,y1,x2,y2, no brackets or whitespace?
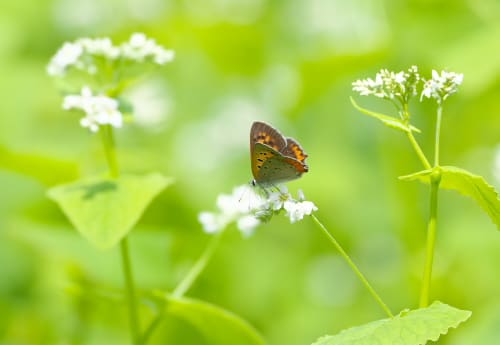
420,104,443,307
406,131,432,170
401,104,431,170
121,237,140,344
140,231,225,344
434,105,443,167
419,176,440,307
311,215,394,318
101,125,119,178
172,230,225,298
100,125,140,343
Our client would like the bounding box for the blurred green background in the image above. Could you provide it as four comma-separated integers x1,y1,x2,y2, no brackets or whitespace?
1,0,500,344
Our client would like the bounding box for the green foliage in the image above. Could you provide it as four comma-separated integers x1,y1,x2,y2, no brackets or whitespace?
1,0,500,344
400,166,500,230
0,145,79,185
350,98,420,133
311,301,471,345
47,173,173,249
164,295,267,345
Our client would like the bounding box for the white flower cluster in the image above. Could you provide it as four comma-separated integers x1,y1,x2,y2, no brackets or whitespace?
352,67,463,105
47,42,85,76
421,70,464,104
47,33,175,77
198,185,318,237
63,87,123,132
121,33,175,65
352,66,420,103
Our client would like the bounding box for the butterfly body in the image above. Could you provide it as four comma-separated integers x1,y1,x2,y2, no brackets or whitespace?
250,121,309,186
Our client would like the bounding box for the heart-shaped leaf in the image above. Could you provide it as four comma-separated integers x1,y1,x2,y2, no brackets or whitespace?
400,166,500,230
311,301,470,345
48,173,173,249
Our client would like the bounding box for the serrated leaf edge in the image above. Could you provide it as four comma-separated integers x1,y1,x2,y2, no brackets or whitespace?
424,308,471,344
310,302,471,345
398,166,500,230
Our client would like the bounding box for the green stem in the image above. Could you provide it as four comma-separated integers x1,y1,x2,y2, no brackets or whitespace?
173,230,225,298
434,105,443,167
419,104,443,307
100,125,140,343
139,312,164,345
139,231,225,344
402,103,431,170
419,175,440,307
311,215,394,318
101,125,119,178
406,131,432,170
121,238,140,344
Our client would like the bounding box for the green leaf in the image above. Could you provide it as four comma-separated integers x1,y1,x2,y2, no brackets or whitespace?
47,173,173,249
400,166,500,230
350,97,421,133
0,145,79,185
166,296,266,345
311,301,471,345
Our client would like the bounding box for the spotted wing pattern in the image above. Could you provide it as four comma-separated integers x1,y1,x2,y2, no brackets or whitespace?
283,137,308,164
251,142,278,180
250,121,309,185
250,121,287,152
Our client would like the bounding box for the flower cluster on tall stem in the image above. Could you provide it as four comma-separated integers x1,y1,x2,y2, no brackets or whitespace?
48,32,174,133
352,66,464,308
48,32,175,345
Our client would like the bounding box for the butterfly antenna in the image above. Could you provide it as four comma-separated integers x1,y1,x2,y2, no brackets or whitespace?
238,184,249,203
239,183,258,213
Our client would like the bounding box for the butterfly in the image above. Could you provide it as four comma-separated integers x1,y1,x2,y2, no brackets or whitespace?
250,121,309,187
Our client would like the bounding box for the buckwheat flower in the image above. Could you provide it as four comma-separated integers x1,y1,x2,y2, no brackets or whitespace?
405,65,420,97
48,33,174,79
152,45,175,65
237,215,261,237
352,66,420,106
199,185,266,235
47,42,84,76
352,74,384,97
79,116,99,132
266,185,291,211
77,37,120,59
198,212,224,234
63,86,93,111
225,185,267,214
199,184,318,236
121,32,175,65
421,70,463,103
283,194,318,223
63,86,123,132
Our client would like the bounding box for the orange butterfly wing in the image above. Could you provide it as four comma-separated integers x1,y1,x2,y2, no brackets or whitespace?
250,121,309,185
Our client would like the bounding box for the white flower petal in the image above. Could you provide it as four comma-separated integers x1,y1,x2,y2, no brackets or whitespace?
198,212,223,234
216,194,236,214
237,215,261,237
121,32,174,66
47,42,83,76
63,87,123,132
284,200,318,223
